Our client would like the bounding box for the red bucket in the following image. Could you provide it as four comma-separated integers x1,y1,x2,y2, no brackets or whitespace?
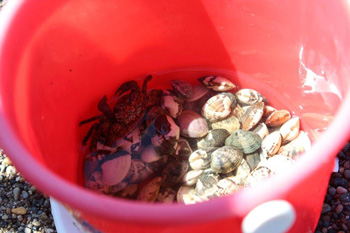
1,0,350,232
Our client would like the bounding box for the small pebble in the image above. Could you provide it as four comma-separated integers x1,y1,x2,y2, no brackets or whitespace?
22,190,29,199
344,161,350,170
25,228,31,233
2,214,8,220
337,186,348,194
344,170,350,179
322,203,332,213
32,219,41,227
340,193,350,204
13,187,21,201
328,187,336,196
333,177,348,187
12,207,27,215
335,204,344,214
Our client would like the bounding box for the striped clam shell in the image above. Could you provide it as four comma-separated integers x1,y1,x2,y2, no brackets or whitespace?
241,102,264,130
225,129,262,154
211,114,241,134
279,117,300,143
261,131,282,157
210,146,243,173
202,93,237,122
198,75,236,91
265,109,291,127
235,88,265,105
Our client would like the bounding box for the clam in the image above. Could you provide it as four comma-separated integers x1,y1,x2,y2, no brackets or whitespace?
215,178,242,198
225,130,262,154
244,166,271,187
177,186,203,204
141,145,163,163
263,105,276,118
279,117,300,143
151,114,180,155
202,93,236,122
189,148,215,170
235,88,265,105
244,152,261,171
115,127,141,155
161,159,189,187
265,154,294,174
178,110,209,138
186,84,209,102
229,158,251,181
253,123,269,139
125,159,153,184
173,137,193,158
195,168,220,199
210,146,243,174
197,129,230,149
278,131,311,158
85,172,109,194
101,154,131,186
157,187,176,203
182,169,204,186
211,114,241,134
137,176,161,203
241,102,264,130
161,89,183,118
232,104,245,121
171,80,193,98
265,109,291,127
198,75,236,91
261,131,282,157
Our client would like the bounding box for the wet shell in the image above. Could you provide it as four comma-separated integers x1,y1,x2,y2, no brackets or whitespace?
137,176,161,203
109,181,128,195
173,137,193,158
261,131,282,157
210,146,243,174
157,187,176,203
241,102,264,130
225,130,262,154
198,75,236,91
263,105,277,118
232,104,245,121
278,131,311,158
126,159,153,184
230,158,251,181
115,127,141,155
202,94,236,122
197,129,230,149
177,186,203,204
178,110,209,138
244,166,271,187
195,168,220,199
161,90,183,118
171,80,193,98
215,178,242,198
101,155,131,186
235,89,265,105
279,117,300,143
244,152,261,171
161,159,189,187
189,148,215,170
265,109,291,127
186,84,209,102
151,114,180,155
141,145,162,163
253,123,269,139
146,106,166,126
182,169,204,186
211,114,241,134
265,154,294,174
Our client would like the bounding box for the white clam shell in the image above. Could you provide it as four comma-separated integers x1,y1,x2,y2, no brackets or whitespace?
202,94,234,122
265,154,294,174
211,114,241,134
241,102,264,130
236,89,265,105
189,149,213,170
186,84,209,102
177,186,203,204
253,123,269,140
216,178,242,197
101,155,131,186
182,169,204,186
198,75,236,91
279,117,300,143
137,176,161,202
178,110,208,138
261,131,282,157
278,131,311,158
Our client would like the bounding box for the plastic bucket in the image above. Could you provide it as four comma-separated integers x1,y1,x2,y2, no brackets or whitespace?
1,0,350,232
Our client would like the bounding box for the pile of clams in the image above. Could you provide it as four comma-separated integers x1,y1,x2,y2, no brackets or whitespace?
81,75,311,204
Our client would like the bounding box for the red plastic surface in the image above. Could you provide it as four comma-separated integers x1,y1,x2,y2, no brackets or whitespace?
1,0,350,232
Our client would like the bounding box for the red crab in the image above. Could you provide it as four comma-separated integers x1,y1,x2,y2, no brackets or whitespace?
79,75,162,150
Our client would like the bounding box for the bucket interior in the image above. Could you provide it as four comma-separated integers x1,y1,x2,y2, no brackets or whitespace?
1,0,350,227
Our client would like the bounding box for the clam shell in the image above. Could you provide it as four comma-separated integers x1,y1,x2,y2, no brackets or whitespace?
211,114,241,134
244,152,261,171
265,154,294,174
232,104,245,121
178,110,209,138
215,178,242,198
197,129,230,149
198,75,236,91
115,127,141,155
109,181,128,194
279,117,300,143
182,169,204,186
278,131,311,158
101,155,131,186
173,137,193,158
202,94,236,122
261,131,282,157
157,187,176,203
161,90,183,118
171,80,193,98
225,130,262,154
137,176,161,203
231,158,251,181
236,89,265,105
263,105,277,118
151,114,180,155
141,145,162,163
125,159,153,184
244,166,271,187
195,168,220,199
177,186,203,204
253,123,269,139
241,102,264,130
265,109,291,127
186,84,209,102
210,146,243,173
161,159,189,187
189,148,215,170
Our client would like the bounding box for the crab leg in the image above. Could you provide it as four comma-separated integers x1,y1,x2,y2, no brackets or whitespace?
114,80,139,96
97,96,115,122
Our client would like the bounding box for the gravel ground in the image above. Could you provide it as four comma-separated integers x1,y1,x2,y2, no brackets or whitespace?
1,0,350,232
